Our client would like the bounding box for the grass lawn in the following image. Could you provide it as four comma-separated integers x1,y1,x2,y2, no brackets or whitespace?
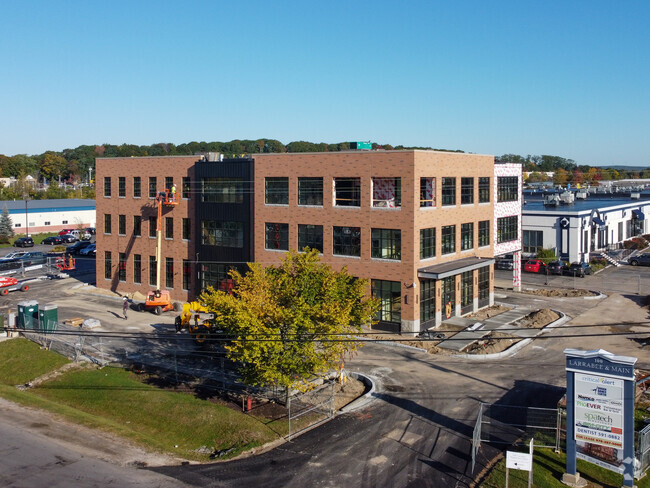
0,338,284,461
0,231,60,248
480,447,649,488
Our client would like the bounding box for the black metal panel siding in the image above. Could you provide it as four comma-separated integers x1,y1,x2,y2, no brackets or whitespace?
195,158,255,266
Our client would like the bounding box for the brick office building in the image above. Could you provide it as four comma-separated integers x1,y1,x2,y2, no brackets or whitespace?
96,150,519,334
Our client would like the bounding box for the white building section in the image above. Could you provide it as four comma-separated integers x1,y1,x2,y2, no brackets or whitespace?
494,163,523,290
1,199,96,235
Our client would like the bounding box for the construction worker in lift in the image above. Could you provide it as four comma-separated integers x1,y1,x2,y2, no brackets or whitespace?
171,183,176,202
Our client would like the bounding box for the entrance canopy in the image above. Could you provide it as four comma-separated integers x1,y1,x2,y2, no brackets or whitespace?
418,257,495,280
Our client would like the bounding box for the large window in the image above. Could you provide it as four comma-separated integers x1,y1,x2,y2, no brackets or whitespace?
200,263,241,294
461,222,473,251
118,214,126,235
133,254,141,284
461,271,473,314
104,177,111,198
441,177,456,206
133,177,141,198
441,225,456,254
523,230,544,254
118,177,126,198
497,216,518,243
165,177,174,192
149,216,156,238
420,228,436,259
420,177,435,207
104,251,112,280
165,217,173,239
104,214,112,235
202,178,244,203
333,226,361,257
298,224,323,252
478,266,489,307
442,276,455,319
371,228,401,260
478,220,490,247
183,260,191,291
118,252,126,282
420,280,435,324
265,177,289,205
182,177,190,199
298,177,323,206
334,177,361,207
479,177,490,203
497,176,518,202
149,177,157,198
371,280,401,324
165,257,174,289
182,218,191,240
133,216,141,237
372,177,401,208
149,256,156,286
201,221,244,248
265,223,289,250
461,177,474,205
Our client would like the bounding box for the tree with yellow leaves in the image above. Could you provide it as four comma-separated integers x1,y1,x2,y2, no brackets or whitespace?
200,249,379,389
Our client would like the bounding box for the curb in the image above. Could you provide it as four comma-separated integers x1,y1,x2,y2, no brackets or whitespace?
339,372,376,413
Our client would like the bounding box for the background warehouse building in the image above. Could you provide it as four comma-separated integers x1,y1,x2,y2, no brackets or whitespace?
95,151,521,334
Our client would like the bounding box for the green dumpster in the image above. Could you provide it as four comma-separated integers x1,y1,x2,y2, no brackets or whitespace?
38,304,58,334
17,301,39,330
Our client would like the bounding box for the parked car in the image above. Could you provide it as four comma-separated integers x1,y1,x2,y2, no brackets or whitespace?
60,234,77,243
564,262,593,278
629,253,650,267
78,243,96,256
17,252,47,266
42,236,63,245
495,254,514,270
13,237,34,248
58,228,74,236
1,251,28,260
547,260,569,275
85,227,96,235
66,240,92,255
524,259,547,273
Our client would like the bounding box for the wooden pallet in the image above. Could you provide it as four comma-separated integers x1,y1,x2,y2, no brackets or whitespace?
63,317,84,327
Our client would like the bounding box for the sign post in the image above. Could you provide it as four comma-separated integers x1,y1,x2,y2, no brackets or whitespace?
563,349,636,487
505,438,534,488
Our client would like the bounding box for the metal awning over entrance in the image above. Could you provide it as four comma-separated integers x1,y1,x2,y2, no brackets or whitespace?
633,209,646,220
592,217,605,226
418,257,495,280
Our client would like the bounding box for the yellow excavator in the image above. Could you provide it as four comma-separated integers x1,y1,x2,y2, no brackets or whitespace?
175,301,216,344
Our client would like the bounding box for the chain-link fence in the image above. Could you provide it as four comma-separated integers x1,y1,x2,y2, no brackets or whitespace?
287,380,335,439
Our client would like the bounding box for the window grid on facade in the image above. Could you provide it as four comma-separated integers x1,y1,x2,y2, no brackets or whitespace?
165,257,174,289
165,217,173,239
478,220,490,247
372,177,401,208
371,279,401,324
182,260,191,291
133,177,141,198
523,230,544,254
182,218,191,240
298,177,323,206
334,177,361,207
333,226,361,257
497,176,518,202
298,224,323,252
442,276,455,319
165,177,174,192
461,177,474,205
371,228,401,260
420,177,435,207
104,214,112,235
420,280,435,324
461,271,473,314
104,177,111,197
479,177,490,203
133,216,141,237
265,177,289,205
118,252,127,282
149,216,156,238
441,177,456,206
104,251,112,280
201,220,244,248
497,216,518,243
441,225,456,254
265,223,289,250
149,256,156,286
118,214,126,235
420,228,436,259
133,254,141,284
148,177,157,198
478,266,489,307
202,178,244,203
182,177,190,199
118,177,126,197
461,223,473,251
200,263,239,294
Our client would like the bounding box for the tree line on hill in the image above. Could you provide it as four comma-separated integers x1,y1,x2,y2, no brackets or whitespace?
1,141,648,201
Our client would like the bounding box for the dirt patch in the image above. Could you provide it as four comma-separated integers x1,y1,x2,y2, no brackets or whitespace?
465,332,519,355
514,308,560,329
522,288,598,298
465,305,511,320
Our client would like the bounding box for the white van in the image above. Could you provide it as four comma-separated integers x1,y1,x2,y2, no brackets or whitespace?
70,229,92,241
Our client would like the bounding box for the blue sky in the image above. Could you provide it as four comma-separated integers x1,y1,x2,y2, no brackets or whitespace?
1,1,649,166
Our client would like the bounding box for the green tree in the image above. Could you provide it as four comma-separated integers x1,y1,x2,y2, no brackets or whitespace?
200,250,379,389
553,168,569,186
0,204,14,243
39,152,68,180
